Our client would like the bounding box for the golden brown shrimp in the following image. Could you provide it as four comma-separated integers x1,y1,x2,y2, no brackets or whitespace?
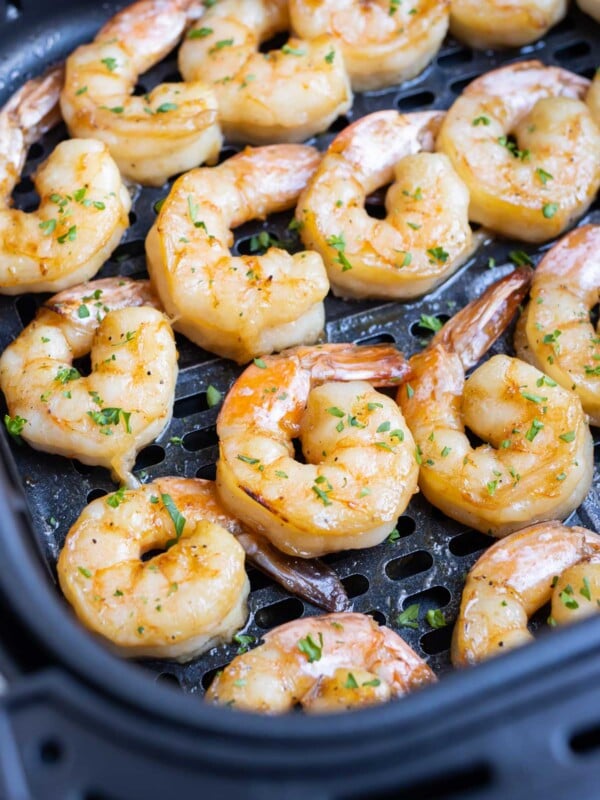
60,0,222,186
398,269,594,537
146,145,329,364
206,612,436,713
58,478,249,661
0,278,177,486
288,0,449,91
515,225,600,426
178,0,352,144
216,343,417,558
577,0,600,22
450,0,567,49
437,61,600,243
587,68,600,128
452,521,600,666
296,110,476,301
0,66,131,293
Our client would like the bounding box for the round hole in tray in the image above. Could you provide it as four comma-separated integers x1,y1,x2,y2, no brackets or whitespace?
39,737,64,765
254,597,304,629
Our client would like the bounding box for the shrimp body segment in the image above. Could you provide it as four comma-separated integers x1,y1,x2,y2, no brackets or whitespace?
0,69,131,294
216,343,417,558
587,69,600,128
61,0,222,186
398,271,594,537
0,278,177,486
146,145,329,364
288,0,449,92
58,478,249,662
452,521,600,666
515,225,600,426
437,61,600,243
578,0,600,22
178,0,352,144
450,0,567,49
206,612,436,713
297,110,474,301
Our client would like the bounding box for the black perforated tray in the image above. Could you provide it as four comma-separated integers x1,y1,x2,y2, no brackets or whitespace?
0,1,599,702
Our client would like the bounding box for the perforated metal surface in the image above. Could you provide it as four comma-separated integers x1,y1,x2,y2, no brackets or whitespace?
0,4,599,697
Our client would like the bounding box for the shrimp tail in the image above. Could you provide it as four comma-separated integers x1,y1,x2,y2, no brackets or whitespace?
431,267,532,370
47,277,162,323
3,63,64,148
295,343,410,386
236,531,350,612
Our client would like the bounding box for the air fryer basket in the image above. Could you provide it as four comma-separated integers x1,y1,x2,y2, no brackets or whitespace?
0,1,600,798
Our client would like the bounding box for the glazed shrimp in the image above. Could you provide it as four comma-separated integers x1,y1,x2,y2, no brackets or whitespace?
206,612,436,713
178,0,352,144
146,145,329,364
0,67,131,293
297,110,475,301
60,0,222,186
587,68,600,128
577,0,600,22
452,521,600,666
398,269,594,537
437,61,600,243
450,0,567,49
515,225,600,426
0,278,177,486
58,478,249,661
216,343,418,558
288,0,449,91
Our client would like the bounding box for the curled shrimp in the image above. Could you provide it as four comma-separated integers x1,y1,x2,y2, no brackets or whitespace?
288,0,449,92
397,269,594,537
206,612,436,713
578,0,600,21
60,0,222,186
0,66,131,293
216,343,417,558
58,478,250,661
0,277,177,487
178,0,352,144
515,225,600,426
450,0,567,49
452,521,600,666
436,61,600,243
146,145,329,364
296,110,476,301
587,68,600,128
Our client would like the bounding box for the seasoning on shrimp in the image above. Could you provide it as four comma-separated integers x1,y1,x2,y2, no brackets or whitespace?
60,0,222,185
146,145,329,364
0,278,177,486
0,66,131,293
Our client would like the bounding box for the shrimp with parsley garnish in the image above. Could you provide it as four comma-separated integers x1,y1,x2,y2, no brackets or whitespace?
296,110,476,300
288,0,449,91
216,343,418,558
178,0,352,144
437,61,600,243
206,612,436,713
0,65,131,293
0,277,176,487
398,269,593,537
60,0,222,186
452,521,600,667
145,144,329,364
515,225,600,427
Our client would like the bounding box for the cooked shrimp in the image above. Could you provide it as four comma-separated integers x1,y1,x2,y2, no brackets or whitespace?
0,278,177,486
0,67,131,293
206,612,436,712
436,61,600,243
452,521,600,666
178,0,352,144
450,0,567,49
146,144,329,364
60,0,222,186
587,68,600,128
58,478,249,661
515,225,600,426
297,110,476,301
577,0,600,22
216,343,417,558
288,0,449,92
398,269,594,537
